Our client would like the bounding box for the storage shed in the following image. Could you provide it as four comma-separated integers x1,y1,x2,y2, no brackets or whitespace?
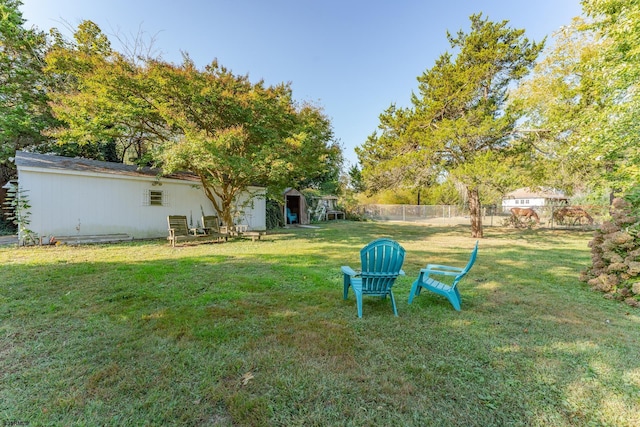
283,188,309,225
14,151,266,240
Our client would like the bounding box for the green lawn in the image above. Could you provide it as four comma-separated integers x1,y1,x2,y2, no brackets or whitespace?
1,221,639,426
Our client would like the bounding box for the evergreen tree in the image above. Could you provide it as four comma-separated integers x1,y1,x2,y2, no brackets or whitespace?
358,14,543,237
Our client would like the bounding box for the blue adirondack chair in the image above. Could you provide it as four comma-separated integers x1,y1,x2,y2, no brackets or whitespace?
341,238,406,318
407,241,478,311
286,207,298,224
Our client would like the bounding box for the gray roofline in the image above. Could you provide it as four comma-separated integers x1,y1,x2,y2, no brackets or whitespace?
14,150,200,182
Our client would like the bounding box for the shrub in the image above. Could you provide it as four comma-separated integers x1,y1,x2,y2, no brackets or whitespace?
265,198,284,230
502,214,537,229
581,190,640,308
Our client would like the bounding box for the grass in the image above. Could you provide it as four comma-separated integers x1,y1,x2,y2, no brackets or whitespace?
1,221,639,426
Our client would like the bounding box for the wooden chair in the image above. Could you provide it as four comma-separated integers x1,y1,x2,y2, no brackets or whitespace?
201,215,228,242
408,241,478,311
167,215,199,247
341,238,406,318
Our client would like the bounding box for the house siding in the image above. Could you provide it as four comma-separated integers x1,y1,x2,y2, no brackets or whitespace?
502,197,547,210
501,187,569,212
17,158,266,239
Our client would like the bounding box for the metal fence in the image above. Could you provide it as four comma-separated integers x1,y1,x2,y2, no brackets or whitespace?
356,204,609,229
355,204,468,223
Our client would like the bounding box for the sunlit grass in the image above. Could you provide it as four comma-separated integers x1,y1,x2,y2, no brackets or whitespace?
1,221,639,426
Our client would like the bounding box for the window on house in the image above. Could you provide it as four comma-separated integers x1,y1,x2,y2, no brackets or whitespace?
515,200,519,204
143,189,168,206
150,190,163,206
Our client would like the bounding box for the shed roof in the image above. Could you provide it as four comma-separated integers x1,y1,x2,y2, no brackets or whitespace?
283,187,304,196
14,151,199,182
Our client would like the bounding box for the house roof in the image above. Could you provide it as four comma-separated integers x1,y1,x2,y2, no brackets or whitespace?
504,187,568,200
14,151,200,182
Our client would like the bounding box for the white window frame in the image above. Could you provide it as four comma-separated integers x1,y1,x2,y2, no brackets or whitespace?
143,189,169,206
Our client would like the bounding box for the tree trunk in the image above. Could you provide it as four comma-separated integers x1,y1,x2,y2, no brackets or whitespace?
467,187,483,238
200,177,236,228
220,197,234,229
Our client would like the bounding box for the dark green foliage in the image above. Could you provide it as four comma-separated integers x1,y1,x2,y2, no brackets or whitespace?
35,140,120,162
502,213,538,229
347,165,365,193
266,198,284,229
358,14,543,238
623,185,640,217
0,0,57,182
0,216,15,234
1,182,36,244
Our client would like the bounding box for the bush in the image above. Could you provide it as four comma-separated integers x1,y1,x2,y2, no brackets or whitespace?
581,192,640,308
266,198,284,230
502,214,538,229
0,217,16,235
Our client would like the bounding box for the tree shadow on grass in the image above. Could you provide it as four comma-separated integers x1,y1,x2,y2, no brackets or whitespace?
1,225,638,426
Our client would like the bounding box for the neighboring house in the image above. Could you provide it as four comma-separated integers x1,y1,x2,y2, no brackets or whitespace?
14,151,266,240
501,187,569,212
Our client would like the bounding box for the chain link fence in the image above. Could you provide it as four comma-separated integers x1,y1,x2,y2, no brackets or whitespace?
356,204,609,229
354,204,469,224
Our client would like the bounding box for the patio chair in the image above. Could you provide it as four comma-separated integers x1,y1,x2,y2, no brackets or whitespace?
407,241,478,311
201,215,229,242
167,215,199,247
286,207,298,224
341,238,406,318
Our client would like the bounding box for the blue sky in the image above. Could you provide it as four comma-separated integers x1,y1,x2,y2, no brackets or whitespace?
21,0,583,167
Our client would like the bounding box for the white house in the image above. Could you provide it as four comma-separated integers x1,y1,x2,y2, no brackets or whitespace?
14,151,266,240
501,187,568,212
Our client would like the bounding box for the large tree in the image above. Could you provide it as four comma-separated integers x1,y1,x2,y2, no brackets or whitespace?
509,20,598,196
580,0,640,195
0,0,55,182
44,20,341,227
44,20,167,164
358,14,543,237
510,1,640,201
151,58,337,227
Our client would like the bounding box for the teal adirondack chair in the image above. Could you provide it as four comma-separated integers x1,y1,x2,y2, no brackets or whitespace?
408,241,478,311
341,238,406,318
286,207,298,224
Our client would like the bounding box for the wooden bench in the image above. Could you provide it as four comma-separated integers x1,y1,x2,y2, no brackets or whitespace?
241,231,266,242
